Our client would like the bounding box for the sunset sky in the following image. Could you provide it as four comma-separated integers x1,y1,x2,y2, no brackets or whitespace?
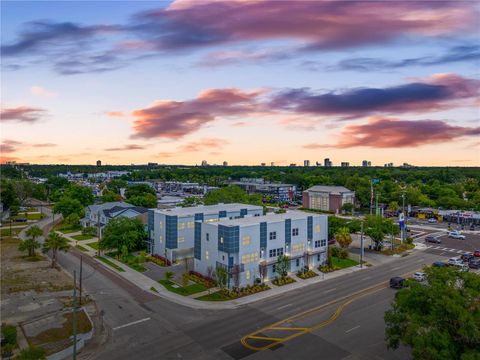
1,0,479,166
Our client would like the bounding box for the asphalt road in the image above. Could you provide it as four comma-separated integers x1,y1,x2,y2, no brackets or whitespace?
59,246,448,360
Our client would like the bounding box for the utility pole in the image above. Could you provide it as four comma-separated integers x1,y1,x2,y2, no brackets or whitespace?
79,256,83,306
375,193,379,216
73,270,78,360
360,220,364,268
370,180,374,215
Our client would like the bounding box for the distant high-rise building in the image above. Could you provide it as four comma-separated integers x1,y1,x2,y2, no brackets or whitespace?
201,160,208,166
362,160,371,167
148,162,158,166
270,162,275,167
316,161,321,166
304,160,310,167
261,162,266,166
223,161,228,166
96,160,101,166
384,162,394,167
324,158,332,167
341,162,350,167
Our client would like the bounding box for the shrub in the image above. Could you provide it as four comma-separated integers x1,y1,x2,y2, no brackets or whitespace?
297,270,318,279
16,346,47,360
82,226,97,237
1,324,17,346
272,276,295,286
330,246,341,258
188,271,216,288
164,271,174,281
405,236,414,245
152,254,171,266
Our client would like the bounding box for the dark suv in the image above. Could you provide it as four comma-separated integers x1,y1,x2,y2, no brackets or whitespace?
432,261,447,267
390,277,405,289
425,235,441,244
461,253,474,263
469,259,480,269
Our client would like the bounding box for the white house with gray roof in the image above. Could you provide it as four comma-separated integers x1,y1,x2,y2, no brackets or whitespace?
194,210,328,289
147,203,264,262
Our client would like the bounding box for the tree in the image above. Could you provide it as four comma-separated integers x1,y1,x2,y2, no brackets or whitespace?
328,216,348,240
215,266,227,290
181,196,203,207
64,213,80,228
203,186,262,206
276,255,290,279
0,180,18,210
19,226,43,257
63,184,94,207
164,271,174,282
341,202,354,214
100,217,146,254
335,227,352,249
125,184,155,199
82,226,97,237
364,215,399,251
388,201,399,211
105,179,127,195
126,193,157,208
101,190,120,203
53,197,83,218
385,266,480,360
42,232,69,268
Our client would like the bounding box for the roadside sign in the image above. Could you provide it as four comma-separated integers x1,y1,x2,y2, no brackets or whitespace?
399,212,405,229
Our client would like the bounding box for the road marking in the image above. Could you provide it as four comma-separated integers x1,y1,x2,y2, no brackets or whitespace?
324,288,337,293
361,276,371,281
113,317,151,331
277,303,292,310
391,266,401,271
440,252,446,255
345,325,360,333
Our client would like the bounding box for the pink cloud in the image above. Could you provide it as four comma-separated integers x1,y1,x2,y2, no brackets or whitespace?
105,144,145,151
1,106,46,123
105,111,126,118
0,140,22,153
179,138,229,152
130,88,262,139
304,117,480,149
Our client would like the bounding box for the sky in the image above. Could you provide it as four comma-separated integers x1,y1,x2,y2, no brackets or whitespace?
1,0,479,166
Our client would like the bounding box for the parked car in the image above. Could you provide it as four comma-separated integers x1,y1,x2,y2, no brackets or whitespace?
390,277,405,289
432,261,447,267
447,258,463,266
14,217,28,223
474,250,480,257
461,253,474,263
469,259,480,269
455,264,469,272
412,272,426,282
428,218,437,223
448,231,466,240
425,235,441,244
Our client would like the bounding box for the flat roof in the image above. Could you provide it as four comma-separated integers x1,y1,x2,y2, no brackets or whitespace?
306,185,353,193
211,210,324,227
153,203,263,216
231,181,294,187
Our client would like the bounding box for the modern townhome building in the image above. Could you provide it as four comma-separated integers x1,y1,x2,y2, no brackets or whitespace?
302,186,355,213
194,210,328,289
148,203,264,262
80,201,148,237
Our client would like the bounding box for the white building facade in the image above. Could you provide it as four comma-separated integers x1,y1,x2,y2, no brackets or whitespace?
147,204,263,262
194,211,328,289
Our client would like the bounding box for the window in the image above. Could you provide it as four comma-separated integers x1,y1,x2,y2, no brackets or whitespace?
315,240,321,248
245,270,251,280
315,224,321,233
222,255,225,261
242,235,251,246
178,236,185,243
296,258,300,267
220,237,224,244
178,222,185,230
292,228,299,236
205,250,209,260
317,254,321,261
206,233,209,241
272,264,276,273
269,231,277,240
278,248,284,256
205,218,219,223
292,243,305,253
269,248,283,258
242,252,259,264
159,221,163,228
159,235,163,244
321,239,326,247
187,221,194,229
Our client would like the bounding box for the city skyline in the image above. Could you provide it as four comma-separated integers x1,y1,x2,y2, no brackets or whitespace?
1,0,479,166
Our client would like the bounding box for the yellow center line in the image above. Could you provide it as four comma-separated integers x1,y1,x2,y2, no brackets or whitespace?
241,270,418,352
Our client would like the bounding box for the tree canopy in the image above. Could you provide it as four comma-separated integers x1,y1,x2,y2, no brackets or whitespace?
203,186,262,206
100,217,146,254
385,266,480,360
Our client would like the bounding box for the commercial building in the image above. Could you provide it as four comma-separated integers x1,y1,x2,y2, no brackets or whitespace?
302,185,355,213
362,160,371,167
324,158,332,167
230,178,296,202
96,160,101,166
341,162,350,167
194,211,328,289
148,203,263,262
304,160,310,167
80,202,148,237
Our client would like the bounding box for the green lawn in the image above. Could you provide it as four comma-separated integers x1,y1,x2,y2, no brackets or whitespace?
72,234,93,241
87,242,99,250
58,228,80,234
13,213,44,220
158,279,207,296
0,227,25,236
331,256,359,269
75,245,88,252
95,256,125,272
197,291,229,301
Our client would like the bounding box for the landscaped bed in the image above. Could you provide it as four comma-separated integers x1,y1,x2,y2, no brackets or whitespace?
319,256,359,272
71,234,94,241
198,284,270,301
87,242,99,250
95,256,125,272
159,279,207,296
104,251,148,272
272,276,296,286
296,269,319,279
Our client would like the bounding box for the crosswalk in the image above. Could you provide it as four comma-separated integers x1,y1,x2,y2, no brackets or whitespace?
425,245,468,254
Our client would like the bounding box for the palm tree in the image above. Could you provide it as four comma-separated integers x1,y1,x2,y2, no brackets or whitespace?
42,232,70,268
335,227,352,249
18,225,43,257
